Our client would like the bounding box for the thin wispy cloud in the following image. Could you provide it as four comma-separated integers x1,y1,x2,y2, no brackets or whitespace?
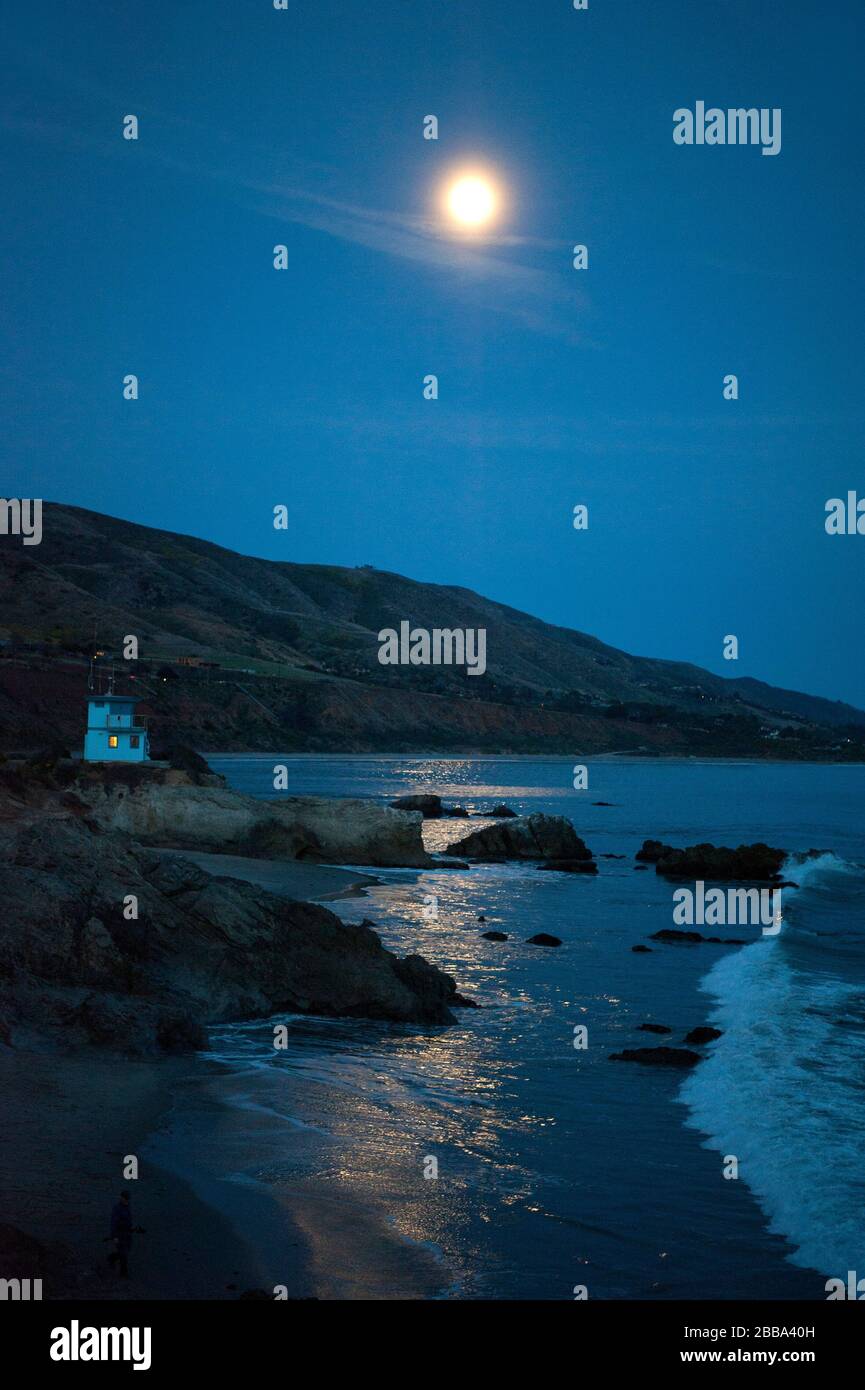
234,180,587,340
3,44,590,345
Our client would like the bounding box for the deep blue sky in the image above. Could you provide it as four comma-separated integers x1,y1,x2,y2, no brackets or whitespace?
3,1,863,705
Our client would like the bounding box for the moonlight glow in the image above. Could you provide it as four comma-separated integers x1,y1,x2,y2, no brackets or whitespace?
445,174,499,228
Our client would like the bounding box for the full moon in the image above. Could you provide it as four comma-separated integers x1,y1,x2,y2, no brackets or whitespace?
445,174,498,228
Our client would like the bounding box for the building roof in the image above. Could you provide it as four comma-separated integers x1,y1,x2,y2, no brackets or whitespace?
87,694,139,703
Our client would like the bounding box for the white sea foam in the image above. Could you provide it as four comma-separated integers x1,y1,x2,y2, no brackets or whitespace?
680,854,865,1278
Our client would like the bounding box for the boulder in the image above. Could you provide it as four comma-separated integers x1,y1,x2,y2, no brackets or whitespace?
526,933,562,947
390,794,442,818
638,1023,672,1035
449,814,594,866
481,931,508,942
489,805,517,818
609,1047,701,1068
684,1026,723,1045
635,839,673,863
631,944,653,953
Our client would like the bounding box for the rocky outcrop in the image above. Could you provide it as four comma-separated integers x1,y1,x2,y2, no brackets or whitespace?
0,817,469,1054
636,839,786,881
609,1047,701,1068
482,931,508,941
526,933,562,947
489,805,517,818
74,778,432,868
449,814,594,867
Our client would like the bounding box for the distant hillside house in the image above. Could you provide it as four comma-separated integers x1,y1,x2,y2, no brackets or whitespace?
83,695,149,762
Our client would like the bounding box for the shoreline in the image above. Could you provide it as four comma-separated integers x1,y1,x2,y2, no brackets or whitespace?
205,750,865,767
149,848,380,902
2,759,855,1301
0,1050,272,1300
0,1032,449,1302
143,1056,451,1301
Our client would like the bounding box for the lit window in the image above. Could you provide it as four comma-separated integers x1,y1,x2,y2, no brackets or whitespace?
109,735,118,749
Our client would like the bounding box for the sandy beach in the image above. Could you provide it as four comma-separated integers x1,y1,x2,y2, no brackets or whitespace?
0,1043,449,1301
0,1001,447,1301
0,1050,278,1299
150,849,380,902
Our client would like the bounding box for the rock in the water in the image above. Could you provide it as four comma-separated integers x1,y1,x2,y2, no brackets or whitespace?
443,806,470,818
450,814,594,866
390,794,442,818
452,993,480,1009
651,929,706,944
631,944,653,953
651,929,746,946
638,839,787,882
635,839,673,863
638,1023,672,1034
536,858,598,874
609,1047,701,1068
526,933,562,947
684,1026,723,1045
489,804,517,818
482,931,508,942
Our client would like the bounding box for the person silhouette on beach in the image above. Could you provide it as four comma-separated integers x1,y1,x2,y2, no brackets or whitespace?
107,1191,139,1278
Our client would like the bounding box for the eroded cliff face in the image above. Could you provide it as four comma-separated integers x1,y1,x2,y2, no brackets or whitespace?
0,815,464,1055
71,777,432,868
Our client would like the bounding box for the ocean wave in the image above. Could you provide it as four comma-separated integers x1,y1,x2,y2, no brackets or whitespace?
784,849,861,888
680,855,865,1280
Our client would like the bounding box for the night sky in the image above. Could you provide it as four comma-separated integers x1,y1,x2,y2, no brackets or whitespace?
4,1,863,704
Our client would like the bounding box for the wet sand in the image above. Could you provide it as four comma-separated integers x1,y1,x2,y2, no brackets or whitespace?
0,1050,280,1300
151,848,379,901
0,1039,446,1301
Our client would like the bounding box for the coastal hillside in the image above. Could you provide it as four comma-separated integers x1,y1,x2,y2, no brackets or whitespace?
0,503,862,758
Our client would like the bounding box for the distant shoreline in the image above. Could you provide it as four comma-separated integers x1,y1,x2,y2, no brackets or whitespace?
205,750,865,766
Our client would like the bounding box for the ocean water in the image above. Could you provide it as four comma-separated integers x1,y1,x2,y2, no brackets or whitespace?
170,756,865,1299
